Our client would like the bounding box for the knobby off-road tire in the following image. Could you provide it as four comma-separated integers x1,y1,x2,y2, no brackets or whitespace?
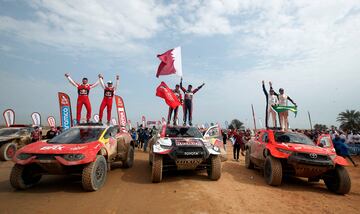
151,154,163,183
264,156,282,186
10,164,42,190
323,165,351,195
123,146,134,168
0,142,17,161
207,155,222,181
245,147,254,169
82,155,107,191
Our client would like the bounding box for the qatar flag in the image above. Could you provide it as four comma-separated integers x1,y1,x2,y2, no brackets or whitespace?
156,47,183,78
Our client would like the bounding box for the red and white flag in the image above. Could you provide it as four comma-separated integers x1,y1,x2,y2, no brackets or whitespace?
115,95,127,130
156,82,182,109
156,47,183,78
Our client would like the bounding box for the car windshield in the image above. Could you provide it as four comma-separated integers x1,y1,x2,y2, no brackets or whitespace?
0,128,20,136
274,132,315,145
165,127,203,138
48,127,105,144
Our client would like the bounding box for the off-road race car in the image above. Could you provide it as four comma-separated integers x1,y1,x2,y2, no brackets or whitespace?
10,123,134,191
0,125,34,161
148,125,222,183
245,129,351,194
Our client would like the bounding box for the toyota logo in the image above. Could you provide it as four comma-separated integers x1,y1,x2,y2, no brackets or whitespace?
309,153,317,159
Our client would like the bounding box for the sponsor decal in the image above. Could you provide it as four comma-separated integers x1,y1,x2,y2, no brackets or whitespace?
58,92,72,130
309,153,318,159
3,109,15,127
40,145,64,151
175,139,203,146
47,116,56,127
31,112,41,126
69,146,87,151
93,114,99,122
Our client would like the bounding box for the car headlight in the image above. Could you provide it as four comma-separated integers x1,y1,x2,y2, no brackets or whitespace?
17,153,32,160
63,154,85,161
276,148,292,154
213,146,220,152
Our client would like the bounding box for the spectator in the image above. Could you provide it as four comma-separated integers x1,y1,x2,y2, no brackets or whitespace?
46,127,57,139
31,126,42,142
333,134,357,167
232,130,244,161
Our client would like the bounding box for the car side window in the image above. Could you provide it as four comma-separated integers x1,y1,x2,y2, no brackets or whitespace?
262,133,269,143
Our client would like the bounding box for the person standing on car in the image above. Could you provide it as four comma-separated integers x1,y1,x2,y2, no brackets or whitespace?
270,82,296,131
180,78,205,126
262,81,279,128
65,73,99,123
167,84,183,125
98,74,120,125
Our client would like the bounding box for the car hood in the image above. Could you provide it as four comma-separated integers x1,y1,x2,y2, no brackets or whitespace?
170,138,204,146
0,135,20,142
17,141,101,154
278,143,334,155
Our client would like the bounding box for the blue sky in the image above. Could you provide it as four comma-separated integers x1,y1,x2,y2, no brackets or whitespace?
0,0,360,128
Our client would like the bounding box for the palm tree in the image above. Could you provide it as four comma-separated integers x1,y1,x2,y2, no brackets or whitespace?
337,110,360,132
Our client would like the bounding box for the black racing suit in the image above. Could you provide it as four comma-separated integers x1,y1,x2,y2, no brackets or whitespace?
167,89,182,125
180,81,204,126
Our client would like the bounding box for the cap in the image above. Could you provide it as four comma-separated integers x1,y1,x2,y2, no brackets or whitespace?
107,81,113,84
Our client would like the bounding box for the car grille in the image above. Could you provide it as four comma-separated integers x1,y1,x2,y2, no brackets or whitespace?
33,154,57,160
294,152,330,161
175,147,205,159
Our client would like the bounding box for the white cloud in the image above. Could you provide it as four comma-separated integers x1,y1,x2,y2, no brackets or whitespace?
0,0,172,54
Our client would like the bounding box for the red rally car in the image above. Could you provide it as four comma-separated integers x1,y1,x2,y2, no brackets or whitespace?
245,129,351,194
10,123,134,191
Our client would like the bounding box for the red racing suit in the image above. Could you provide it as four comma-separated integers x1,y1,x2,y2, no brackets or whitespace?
66,76,99,123
99,77,119,123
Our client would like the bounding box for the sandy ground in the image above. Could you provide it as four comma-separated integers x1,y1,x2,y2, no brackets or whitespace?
0,145,359,214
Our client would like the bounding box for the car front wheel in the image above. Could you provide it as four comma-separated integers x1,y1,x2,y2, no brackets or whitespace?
151,154,162,183
323,165,351,194
82,155,107,191
207,155,221,180
264,156,282,186
10,164,42,190
0,142,17,161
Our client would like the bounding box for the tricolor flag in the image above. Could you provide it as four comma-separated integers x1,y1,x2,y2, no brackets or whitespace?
156,47,182,78
272,105,298,117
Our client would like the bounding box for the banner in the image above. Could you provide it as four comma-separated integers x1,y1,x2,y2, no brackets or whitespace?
93,114,99,122
3,109,15,127
31,112,41,126
115,95,127,129
156,82,181,109
47,116,56,127
272,105,298,117
58,92,73,130
142,115,146,127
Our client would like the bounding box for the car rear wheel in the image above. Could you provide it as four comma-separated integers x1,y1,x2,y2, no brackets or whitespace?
245,147,254,169
82,155,107,191
323,165,351,195
207,155,221,180
151,154,162,183
264,156,282,186
10,164,42,190
0,142,17,161
123,146,134,168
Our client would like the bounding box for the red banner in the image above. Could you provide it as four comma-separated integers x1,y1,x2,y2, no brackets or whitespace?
156,82,181,109
142,115,146,127
58,92,73,130
47,116,56,127
115,95,127,130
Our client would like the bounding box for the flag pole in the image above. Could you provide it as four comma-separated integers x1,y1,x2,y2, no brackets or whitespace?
251,104,257,131
308,111,313,130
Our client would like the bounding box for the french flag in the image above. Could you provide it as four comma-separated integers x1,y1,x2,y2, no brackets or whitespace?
156,47,183,78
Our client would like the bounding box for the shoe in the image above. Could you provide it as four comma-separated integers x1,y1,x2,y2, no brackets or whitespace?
189,122,193,126
183,123,186,126
106,121,110,126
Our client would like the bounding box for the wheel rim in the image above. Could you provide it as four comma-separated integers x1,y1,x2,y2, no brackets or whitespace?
95,162,105,181
7,145,15,158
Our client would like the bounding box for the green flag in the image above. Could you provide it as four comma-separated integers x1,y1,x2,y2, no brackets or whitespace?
272,105,298,117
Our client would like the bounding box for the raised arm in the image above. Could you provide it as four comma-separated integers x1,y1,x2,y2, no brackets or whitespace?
65,73,79,87
262,80,268,96
98,74,105,89
114,75,120,91
180,78,186,92
193,83,205,94
269,81,279,96
90,79,100,89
